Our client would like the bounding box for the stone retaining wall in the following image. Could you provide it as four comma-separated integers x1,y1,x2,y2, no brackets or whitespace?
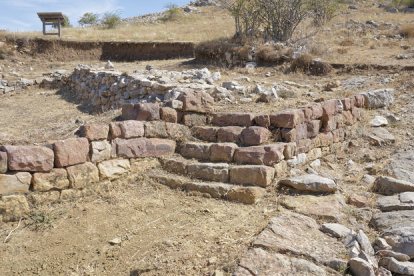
0,88,394,222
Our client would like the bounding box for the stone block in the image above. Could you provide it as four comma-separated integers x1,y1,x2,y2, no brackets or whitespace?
210,143,238,162
342,98,352,111
3,145,54,172
234,144,284,166
187,163,229,182
182,113,207,127
254,114,270,128
0,195,30,222
0,172,32,195
180,142,211,160
115,138,176,158
227,187,265,204
353,94,365,108
29,191,60,205
307,120,321,138
217,126,243,143
32,168,69,192
110,121,145,139
165,123,192,141
192,126,218,142
281,128,296,142
54,138,90,168
230,165,275,187
98,159,131,180
309,103,323,119
79,123,109,141
177,91,214,113
240,127,272,146
91,140,112,163
297,139,312,154
318,132,334,147
295,124,308,141
145,121,168,138
0,151,7,173
160,107,178,123
66,162,99,189
283,143,297,159
121,102,160,121
211,113,254,127
270,110,304,128
161,158,187,175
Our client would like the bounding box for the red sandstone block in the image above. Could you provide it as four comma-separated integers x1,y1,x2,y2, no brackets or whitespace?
309,103,323,120
351,107,362,121
306,120,321,138
234,144,284,166
182,113,207,127
341,98,352,111
160,107,178,123
79,123,109,141
283,143,297,159
342,111,355,126
121,103,160,121
353,94,365,108
180,142,211,160
281,128,296,142
270,109,304,128
115,138,175,158
210,143,238,162
322,114,337,132
240,127,272,146
110,121,145,139
212,113,254,127
301,107,313,121
296,139,312,154
177,91,214,113
295,124,308,141
229,165,275,188
217,126,243,143
192,126,218,142
322,99,339,117
54,138,89,168
254,114,270,128
2,145,54,172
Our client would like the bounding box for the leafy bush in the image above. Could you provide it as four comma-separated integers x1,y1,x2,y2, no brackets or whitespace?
62,14,72,27
392,0,414,8
79,12,99,26
162,4,183,21
101,11,122,29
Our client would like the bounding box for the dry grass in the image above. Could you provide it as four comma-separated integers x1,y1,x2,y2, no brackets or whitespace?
8,7,234,43
400,24,414,38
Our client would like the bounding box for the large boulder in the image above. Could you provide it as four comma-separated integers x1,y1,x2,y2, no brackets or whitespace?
362,88,394,109
279,174,337,193
2,145,54,172
53,138,90,168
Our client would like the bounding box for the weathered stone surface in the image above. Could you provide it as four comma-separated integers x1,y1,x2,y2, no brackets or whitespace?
0,151,7,173
160,158,187,175
116,138,176,158
144,121,168,138
240,127,271,146
211,112,254,127
307,120,321,138
3,145,54,172
121,102,160,121
110,121,145,139
229,165,275,187
91,140,111,163
234,144,284,166
217,126,243,143
160,107,177,123
29,191,60,205
79,123,109,141
373,176,414,195
320,223,353,238
227,187,265,204
380,257,414,275
388,150,414,183
180,142,211,160
362,88,394,109
371,211,414,257
281,194,346,222
54,138,90,168
348,258,375,276
60,189,83,201
370,116,388,127
235,248,327,276
98,159,130,180
254,114,270,128
357,230,375,256
187,163,229,182
165,123,191,141
66,162,99,189
368,128,395,146
252,211,346,265
270,109,304,128
177,91,213,113
32,168,69,191
192,126,218,142
279,174,337,193
182,113,207,127
0,195,30,222
210,143,237,162
378,192,414,212
377,250,411,262
0,173,31,195
185,181,233,198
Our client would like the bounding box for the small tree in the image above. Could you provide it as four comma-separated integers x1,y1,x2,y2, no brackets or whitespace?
79,12,99,26
162,4,183,21
62,14,72,27
101,11,122,29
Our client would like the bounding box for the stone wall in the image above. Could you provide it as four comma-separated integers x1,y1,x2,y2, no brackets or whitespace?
0,88,394,222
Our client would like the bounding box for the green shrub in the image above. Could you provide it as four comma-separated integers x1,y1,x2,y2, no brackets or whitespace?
79,12,99,26
101,11,122,29
162,4,183,21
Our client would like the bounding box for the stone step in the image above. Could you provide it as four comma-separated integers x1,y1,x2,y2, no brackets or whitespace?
179,141,295,166
191,125,272,146
148,169,265,204
160,156,276,188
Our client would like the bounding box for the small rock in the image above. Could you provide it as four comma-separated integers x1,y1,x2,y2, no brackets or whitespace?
373,237,392,252
377,250,411,262
356,230,375,256
320,223,353,238
348,257,375,276
279,174,337,193
370,116,388,127
108,237,122,245
348,194,370,208
105,60,115,70
310,159,321,169
367,127,395,146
